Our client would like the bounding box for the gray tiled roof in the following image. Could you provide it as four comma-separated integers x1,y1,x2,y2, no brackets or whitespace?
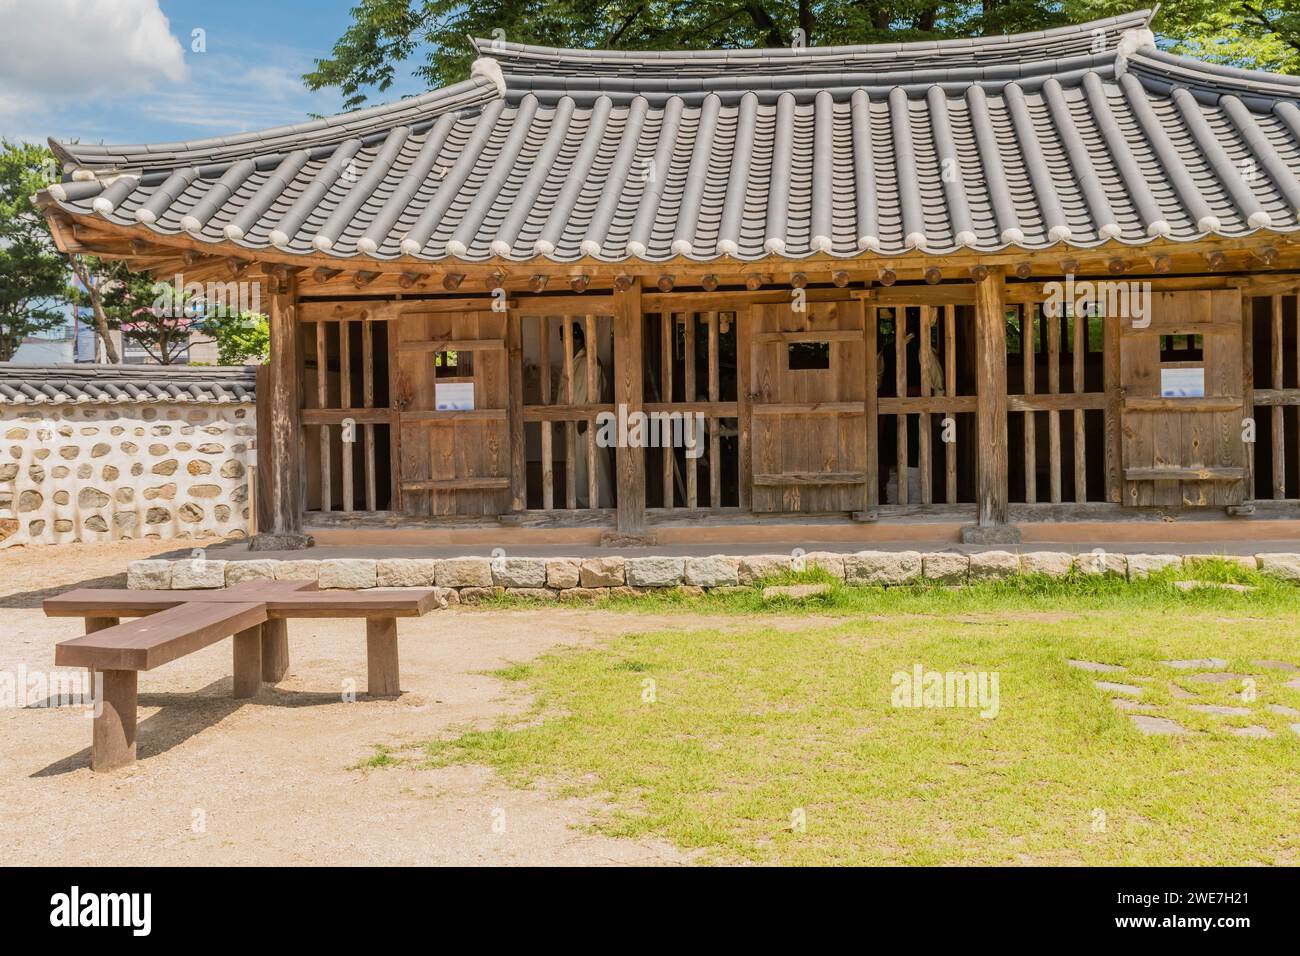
40,10,1300,262
0,365,257,405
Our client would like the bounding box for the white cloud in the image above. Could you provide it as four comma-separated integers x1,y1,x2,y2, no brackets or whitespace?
0,0,187,98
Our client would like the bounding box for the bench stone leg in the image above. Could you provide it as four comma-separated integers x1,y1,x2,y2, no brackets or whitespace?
261,619,289,683
232,625,263,699
84,617,118,704
366,618,400,697
92,670,137,772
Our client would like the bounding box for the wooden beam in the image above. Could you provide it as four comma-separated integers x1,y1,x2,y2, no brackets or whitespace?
974,266,1010,527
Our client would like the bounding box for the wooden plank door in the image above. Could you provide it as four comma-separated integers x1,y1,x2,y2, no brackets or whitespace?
394,309,510,516
1120,290,1247,507
748,300,868,512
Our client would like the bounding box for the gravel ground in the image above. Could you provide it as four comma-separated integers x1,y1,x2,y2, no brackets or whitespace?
0,539,695,866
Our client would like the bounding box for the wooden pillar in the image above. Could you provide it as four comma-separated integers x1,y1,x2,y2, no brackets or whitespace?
261,618,289,683
92,670,137,772
613,278,646,535
232,625,262,699
506,310,526,513
366,618,400,697
969,267,1016,540
255,269,308,548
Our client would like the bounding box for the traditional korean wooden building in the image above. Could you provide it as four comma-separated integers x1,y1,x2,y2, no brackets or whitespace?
38,10,1300,548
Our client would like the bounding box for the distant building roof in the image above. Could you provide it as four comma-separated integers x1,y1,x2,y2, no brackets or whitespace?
0,364,257,406
36,10,1300,261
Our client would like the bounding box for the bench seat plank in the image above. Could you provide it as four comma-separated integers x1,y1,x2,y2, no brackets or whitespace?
44,580,316,617
55,602,269,671
263,590,442,618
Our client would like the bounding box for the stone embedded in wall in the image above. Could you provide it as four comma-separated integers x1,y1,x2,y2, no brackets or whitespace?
377,558,439,587
273,560,320,582
17,490,42,512
1020,551,1075,577
0,463,17,481
546,559,580,589
491,558,547,589
144,483,177,500
684,556,738,587
968,550,1021,581
91,443,110,457
127,559,172,589
171,558,226,589
187,460,211,475
189,484,221,498
178,503,204,522
83,516,108,532
1126,553,1181,579
1257,553,1300,580
626,556,685,588
737,554,791,584
53,490,68,505
580,557,625,587
438,558,493,588
78,488,110,508
146,507,170,524
1075,551,1127,577
152,459,178,475
844,551,922,586
923,551,970,584
319,558,378,589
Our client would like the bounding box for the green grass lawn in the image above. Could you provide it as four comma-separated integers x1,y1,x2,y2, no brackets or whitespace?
417,564,1300,865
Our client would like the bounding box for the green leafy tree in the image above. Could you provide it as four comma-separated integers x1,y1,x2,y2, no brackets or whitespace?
207,311,270,365
306,1,1300,109
0,140,69,362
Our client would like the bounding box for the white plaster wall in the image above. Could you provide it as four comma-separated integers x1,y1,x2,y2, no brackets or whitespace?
0,401,256,548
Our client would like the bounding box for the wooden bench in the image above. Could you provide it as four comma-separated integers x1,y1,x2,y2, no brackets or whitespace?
45,581,441,771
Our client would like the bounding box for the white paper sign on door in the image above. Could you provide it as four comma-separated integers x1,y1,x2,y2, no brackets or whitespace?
1160,367,1205,398
435,382,475,410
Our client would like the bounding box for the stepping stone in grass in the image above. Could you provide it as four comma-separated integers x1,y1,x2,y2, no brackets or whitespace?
1173,581,1256,594
1252,660,1300,672
1230,725,1274,738
1131,715,1187,735
1283,678,1300,691
1292,724,1300,737
1267,703,1300,717
1111,699,1153,712
1188,704,1252,716
1161,658,1228,669
1187,673,1251,684
1169,684,1197,699
761,583,831,602
1096,680,1143,696
1068,659,1126,673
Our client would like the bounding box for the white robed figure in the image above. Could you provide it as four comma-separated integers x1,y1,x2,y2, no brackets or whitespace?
556,323,613,508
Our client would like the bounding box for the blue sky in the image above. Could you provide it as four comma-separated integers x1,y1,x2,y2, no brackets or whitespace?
0,0,431,148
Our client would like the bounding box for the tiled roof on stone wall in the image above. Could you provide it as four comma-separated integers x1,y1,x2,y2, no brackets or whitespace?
0,365,257,405
38,10,1300,262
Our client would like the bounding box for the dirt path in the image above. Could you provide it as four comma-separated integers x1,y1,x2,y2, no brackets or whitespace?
1,603,711,865
0,540,860,865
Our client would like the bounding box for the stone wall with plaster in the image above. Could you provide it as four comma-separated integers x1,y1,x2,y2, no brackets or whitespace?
0,365,257,548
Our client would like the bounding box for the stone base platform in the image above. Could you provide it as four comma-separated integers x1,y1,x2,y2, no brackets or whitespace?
126,549,1300,603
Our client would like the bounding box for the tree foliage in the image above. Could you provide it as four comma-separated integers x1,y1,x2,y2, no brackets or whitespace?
0,140,68,362
209,312,270,365
306,1,1300,109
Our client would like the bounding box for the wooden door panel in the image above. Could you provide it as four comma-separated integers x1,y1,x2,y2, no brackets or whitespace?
749,301,867,513
1120,290,1246,507
395,310,510,516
